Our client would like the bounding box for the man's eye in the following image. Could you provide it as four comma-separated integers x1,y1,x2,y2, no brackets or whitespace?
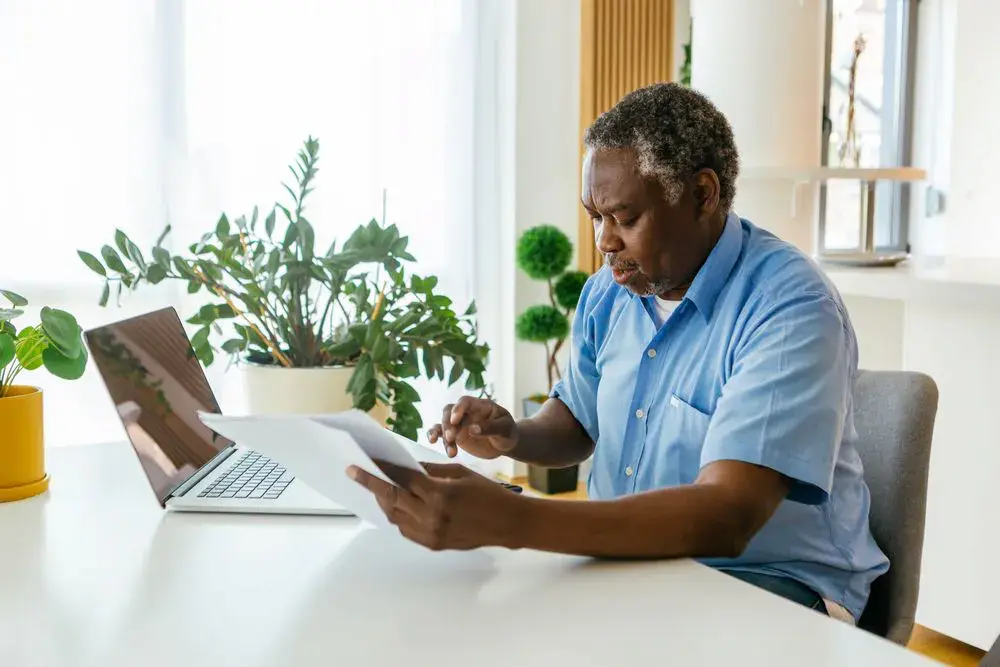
618,217,637,227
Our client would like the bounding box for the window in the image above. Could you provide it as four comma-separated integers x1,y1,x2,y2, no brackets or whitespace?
820,0,919,252
1,0,480,447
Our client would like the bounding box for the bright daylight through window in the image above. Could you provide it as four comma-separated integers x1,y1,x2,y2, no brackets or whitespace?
820,0,917,252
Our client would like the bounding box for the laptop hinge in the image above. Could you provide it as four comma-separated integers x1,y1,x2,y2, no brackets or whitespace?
166,445,237,500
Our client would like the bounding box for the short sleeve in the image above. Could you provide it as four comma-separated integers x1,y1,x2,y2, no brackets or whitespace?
700,292,855,504
549,275,602,443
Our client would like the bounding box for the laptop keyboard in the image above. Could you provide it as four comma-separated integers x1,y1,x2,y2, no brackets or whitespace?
197,451,294,500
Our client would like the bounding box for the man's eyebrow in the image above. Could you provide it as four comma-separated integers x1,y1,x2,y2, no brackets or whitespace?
580,201,631,214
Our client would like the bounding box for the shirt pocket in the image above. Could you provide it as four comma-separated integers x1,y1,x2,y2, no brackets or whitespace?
661,394,712,485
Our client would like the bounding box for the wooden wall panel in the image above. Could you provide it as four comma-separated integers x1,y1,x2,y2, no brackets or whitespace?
578,0,675,273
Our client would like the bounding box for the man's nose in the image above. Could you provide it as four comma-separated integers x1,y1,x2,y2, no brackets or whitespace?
595,219,623,255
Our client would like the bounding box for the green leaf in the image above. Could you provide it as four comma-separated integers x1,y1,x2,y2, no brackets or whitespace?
265,209,277,238
221,338,245,354
348,355,375,395
391,381,421,403
463,300,477,316
152,246,171,269
282,221,299,249
191,326,211,352
99,282,110,307
101,245,128,274
297,218,315,260
146,264,167,285
448,358,465,386
78,250,107,277
155,224,172,247
327,337,361,361
15,326,45,370
42,344,88,380
0,332,14,368
39,307,83,359
0,290,27,307
173,257,196,280
126,239,146,271
370,333,389,364
216,214,230,238
114,229,131,258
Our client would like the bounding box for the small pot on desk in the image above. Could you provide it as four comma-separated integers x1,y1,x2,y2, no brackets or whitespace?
0,386,50,503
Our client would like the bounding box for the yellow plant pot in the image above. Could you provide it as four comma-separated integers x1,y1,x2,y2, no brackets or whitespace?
0,386,49,503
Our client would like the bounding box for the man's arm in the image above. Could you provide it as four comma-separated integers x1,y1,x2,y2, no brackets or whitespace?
506,459,792,558
508,398,596,468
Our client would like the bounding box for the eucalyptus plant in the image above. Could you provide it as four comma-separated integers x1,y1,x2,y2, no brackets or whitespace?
0,290,88,398
78,137,489,439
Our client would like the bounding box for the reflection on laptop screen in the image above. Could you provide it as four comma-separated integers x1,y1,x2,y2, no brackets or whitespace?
85,307,231,505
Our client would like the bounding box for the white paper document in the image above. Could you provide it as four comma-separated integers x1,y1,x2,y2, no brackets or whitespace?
197,410,431,528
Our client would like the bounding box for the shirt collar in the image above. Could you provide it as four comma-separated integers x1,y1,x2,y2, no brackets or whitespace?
680,211,743,321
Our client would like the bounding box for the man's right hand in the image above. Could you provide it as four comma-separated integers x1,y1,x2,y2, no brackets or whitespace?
427,397,518,460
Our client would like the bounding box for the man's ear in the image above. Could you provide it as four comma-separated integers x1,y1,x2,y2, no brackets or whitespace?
692,169,721,220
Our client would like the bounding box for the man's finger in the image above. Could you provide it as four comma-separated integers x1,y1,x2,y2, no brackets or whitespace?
449,396,493,427
347,465,424,516
373,460,439,499
422,462,475,479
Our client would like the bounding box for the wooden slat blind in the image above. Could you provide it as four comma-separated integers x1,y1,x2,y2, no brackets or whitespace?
578,0,675,273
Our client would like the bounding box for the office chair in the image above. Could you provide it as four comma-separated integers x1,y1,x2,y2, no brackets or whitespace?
852,370,938,645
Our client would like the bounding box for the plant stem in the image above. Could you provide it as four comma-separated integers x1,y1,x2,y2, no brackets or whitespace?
543,339,553,392
192,268,291,367
551,336,565,381
547,277,558,309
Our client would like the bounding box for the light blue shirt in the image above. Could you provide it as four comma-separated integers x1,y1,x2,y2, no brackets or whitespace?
551,212,889,620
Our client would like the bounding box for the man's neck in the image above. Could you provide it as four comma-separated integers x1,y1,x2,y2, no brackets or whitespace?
659,213,727,301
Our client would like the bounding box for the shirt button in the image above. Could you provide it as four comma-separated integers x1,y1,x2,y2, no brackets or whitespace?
625,466,634,477
647,348,656,358
635,408,645,419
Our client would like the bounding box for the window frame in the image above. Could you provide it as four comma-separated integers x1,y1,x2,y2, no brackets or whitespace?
818,0,920,254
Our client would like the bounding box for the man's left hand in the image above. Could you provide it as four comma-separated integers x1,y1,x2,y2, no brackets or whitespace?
347,461,525,551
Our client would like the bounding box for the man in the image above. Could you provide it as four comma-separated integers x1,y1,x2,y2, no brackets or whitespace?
348,82,889,623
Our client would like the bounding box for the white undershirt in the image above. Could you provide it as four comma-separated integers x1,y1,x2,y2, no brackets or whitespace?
653,297,681,327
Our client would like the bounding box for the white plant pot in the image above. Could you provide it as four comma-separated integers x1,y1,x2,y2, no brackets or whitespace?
241,363,390,425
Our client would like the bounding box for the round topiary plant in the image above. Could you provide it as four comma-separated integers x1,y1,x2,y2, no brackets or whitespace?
516,225,573,280
516,305,569,343
515,225,588,392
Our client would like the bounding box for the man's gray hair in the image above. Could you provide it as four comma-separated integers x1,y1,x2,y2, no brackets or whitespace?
583,82,740,214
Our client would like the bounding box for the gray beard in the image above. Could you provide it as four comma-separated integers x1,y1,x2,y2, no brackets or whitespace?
605,256,672,296
628,275,673,297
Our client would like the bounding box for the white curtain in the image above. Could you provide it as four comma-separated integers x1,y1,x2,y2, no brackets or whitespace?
0,0,479,447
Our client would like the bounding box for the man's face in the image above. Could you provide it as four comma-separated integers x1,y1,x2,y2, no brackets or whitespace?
581,147,720,297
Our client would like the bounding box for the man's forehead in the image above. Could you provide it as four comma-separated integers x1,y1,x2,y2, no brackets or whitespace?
582,147,647,202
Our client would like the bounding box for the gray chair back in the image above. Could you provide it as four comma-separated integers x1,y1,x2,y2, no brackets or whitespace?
852,370,938,645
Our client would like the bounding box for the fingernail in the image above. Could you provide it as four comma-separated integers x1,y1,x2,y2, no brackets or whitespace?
470,424,481,435
346,466,358,480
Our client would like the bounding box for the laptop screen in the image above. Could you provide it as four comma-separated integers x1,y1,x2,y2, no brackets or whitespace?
85,307,232,506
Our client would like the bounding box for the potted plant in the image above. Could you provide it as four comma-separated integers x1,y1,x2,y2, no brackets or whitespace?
515,225,588,494
0,290,87,502
78,137,489,441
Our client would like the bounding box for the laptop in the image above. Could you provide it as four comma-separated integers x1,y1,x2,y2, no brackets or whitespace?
85,306,350,516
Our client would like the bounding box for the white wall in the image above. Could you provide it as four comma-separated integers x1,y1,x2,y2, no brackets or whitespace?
513,0,581,414
472,0,581,477
910,0,1000,258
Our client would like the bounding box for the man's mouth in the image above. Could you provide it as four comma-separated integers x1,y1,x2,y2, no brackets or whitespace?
611,266,638,284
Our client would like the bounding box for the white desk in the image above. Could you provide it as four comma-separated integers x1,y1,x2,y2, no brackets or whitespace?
0,444,936,667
